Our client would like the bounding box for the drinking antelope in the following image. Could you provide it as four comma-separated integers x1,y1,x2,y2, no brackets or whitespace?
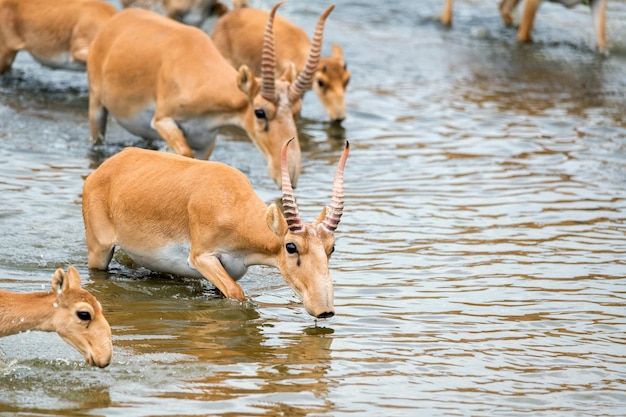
0,266,112,368
0,0,117,75
87,3,331,188
440,0,607,50
212,3,350,122
82,139,350,318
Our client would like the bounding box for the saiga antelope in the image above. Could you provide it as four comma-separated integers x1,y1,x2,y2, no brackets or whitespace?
120,0,229,27
82,139,350,318
0,0,117,75
212,3,350,122
87,4,332,187
0,266,112,368
440,0,607,50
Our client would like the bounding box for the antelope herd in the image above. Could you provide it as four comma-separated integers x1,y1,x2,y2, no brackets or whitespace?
0,0,611,364
440,0,606,50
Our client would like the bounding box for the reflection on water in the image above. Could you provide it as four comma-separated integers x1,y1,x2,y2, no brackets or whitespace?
1,0,626,416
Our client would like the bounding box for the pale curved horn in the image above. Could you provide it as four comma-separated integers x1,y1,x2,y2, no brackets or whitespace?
281,138,304,233
289,4,335,103
322,141,349,232
261,2,284,103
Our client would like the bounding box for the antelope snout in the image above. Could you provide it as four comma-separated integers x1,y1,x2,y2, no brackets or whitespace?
327,105,346,124
316,310,335,319
87,340,112,368
304,292,335,319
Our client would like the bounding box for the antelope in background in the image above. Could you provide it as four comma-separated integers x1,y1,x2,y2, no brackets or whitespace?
440,0,607,50
212,2,350,122
0,0,117,75
82,139,350,319
87,3,332,187
0,266,112,368
120,0,229,27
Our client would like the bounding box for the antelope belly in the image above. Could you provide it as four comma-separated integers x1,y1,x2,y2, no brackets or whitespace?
116,109,161,142
31,52,86,71
124,242,203,278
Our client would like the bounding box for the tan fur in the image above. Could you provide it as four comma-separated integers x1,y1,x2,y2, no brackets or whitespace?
0,0,117,74
212,6,351,122
82,146,347,318
0,266,112,368
87,8,303,188
440,0,606,50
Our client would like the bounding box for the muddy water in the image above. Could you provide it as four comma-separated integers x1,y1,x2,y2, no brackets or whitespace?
1,0,626,416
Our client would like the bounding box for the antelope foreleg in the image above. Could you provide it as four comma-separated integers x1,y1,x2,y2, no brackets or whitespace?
152,116,195,158
518,0,541,43
189,253,245,301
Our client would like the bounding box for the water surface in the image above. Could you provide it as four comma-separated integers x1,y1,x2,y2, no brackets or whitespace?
1,1,625,416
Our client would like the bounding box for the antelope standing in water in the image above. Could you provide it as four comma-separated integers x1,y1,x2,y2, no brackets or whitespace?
82,139,350,318
0,266,112,368
0,0,117,74
440,0,606,50
212,2,350,122
87,3,332,188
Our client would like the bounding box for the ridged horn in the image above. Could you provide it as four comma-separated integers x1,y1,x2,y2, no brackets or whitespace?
281,138,304,233
289,4,335,103
322,141,349,232
261,2,283,103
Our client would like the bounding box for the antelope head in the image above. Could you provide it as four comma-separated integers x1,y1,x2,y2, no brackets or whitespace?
314,44,351,122
51,266,112,368
266,138,349,318
238,2,334,187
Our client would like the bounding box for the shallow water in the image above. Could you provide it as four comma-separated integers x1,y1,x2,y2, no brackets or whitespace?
1,0,625,416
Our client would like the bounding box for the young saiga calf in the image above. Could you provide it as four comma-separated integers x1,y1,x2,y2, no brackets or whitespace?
212,3,350,122
82,139,350,319
87,3,332,188
0,0,117,74
440,0,606,50
0,266,112,368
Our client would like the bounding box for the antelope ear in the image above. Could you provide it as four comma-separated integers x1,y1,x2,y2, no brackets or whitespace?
237,65,259,99
332,43,343,59
315,206,329,225
51,268,67,300
266,203,288,236
66,265,82,288
281,62,297,84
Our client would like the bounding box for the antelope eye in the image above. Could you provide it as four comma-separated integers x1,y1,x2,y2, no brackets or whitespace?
343,63,348,71
254,109,267,120
285,242,298,254
317,79,325,89
330,245,335,255
76,311,92,321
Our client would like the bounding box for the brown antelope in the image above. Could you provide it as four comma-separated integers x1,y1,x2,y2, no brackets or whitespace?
0,0,117,75
82,139,350,318
87,4,331,188
0,266,112,368
212,3,350,122
440,0,606,50
120,0,229,27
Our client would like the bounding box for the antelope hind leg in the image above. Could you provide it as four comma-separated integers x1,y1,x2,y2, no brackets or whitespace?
499,0,522,26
